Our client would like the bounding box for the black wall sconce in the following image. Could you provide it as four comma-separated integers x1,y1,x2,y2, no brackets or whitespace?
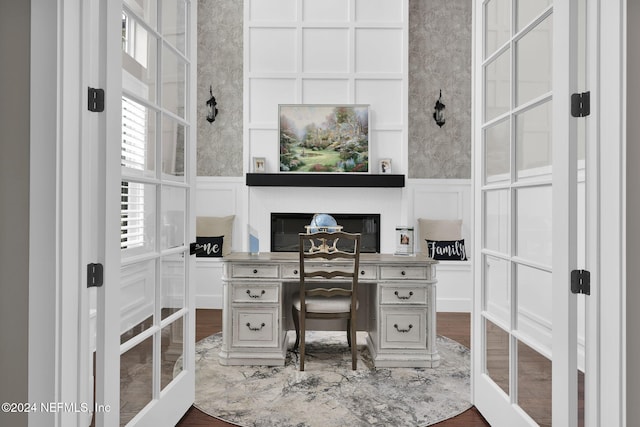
433,89,446,127
206,85,218,123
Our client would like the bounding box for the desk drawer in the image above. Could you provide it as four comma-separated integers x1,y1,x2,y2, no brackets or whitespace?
380,284,427,305
232,307,279,347
357,265,377,280
231,264,279,279
281,264,377,280
380,266,428,280
281,264,301,279
380,308,426,349
232,283,279,303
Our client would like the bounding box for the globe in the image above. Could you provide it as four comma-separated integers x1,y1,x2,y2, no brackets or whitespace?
310,213,337,228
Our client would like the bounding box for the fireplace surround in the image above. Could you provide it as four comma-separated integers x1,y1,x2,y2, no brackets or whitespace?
270,213,381,253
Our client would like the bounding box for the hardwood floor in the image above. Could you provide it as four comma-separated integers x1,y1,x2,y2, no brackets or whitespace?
177,309,490,427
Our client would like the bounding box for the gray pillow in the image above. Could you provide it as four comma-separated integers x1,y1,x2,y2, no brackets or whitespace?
196,215,235,256
417,218,462,256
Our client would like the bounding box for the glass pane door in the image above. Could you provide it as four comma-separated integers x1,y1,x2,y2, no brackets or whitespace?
473,0,582,425
96,1,196,425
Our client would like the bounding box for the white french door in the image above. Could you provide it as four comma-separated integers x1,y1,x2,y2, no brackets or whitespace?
473,0,597,425
94,0,197,425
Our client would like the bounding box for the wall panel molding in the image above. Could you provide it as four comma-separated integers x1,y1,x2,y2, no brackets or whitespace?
244,0,409,176
194,178,473,312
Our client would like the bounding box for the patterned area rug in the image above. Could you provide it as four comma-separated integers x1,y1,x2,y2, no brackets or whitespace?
193,331,471,427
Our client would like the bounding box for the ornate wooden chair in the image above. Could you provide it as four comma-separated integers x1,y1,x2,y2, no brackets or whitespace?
291,231,361,371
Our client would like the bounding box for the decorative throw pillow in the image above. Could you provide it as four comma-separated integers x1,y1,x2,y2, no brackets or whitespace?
194,236,224,257
196,215,235,256
426,239,468,261
418,218,463,255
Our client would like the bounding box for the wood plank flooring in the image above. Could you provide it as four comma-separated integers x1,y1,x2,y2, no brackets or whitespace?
177,310,490,427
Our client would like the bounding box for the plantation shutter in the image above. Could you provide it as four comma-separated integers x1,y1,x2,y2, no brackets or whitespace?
121,96,147,249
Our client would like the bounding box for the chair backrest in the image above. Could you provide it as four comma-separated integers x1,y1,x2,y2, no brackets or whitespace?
298,232,361,311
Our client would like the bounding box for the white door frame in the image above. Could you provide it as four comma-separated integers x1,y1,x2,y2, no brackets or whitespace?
595,0,626,425
29,0,86,426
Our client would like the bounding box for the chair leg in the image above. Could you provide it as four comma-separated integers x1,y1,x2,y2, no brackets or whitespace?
300,311,305,371
346,319,351,348
292,306,300,350
351,315,357,370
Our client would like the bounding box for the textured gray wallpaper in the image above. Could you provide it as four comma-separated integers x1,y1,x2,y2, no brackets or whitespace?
197,0,243,177
196,1,472,179
408,0,472,179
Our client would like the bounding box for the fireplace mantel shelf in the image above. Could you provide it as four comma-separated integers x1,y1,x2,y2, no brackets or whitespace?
246,173,405,188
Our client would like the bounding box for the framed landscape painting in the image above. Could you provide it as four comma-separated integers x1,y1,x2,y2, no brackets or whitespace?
279,104,369,173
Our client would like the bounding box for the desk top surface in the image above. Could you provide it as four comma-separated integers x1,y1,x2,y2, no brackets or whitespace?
223,252,438,265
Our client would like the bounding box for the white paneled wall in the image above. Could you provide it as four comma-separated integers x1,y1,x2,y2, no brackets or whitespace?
195,178,473,312
194,177,244,308
193,0,473,313
408,179,473,312
244,0,408,174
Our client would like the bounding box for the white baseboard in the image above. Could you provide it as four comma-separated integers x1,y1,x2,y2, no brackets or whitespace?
437,298,471,313
196,295,223,309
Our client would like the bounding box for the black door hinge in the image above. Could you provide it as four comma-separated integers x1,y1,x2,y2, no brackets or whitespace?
87,263,104,288
571,269,590,295
88,87,105,112
571,91,590,117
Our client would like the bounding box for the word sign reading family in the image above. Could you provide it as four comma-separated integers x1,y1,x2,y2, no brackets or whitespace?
425,239,467,261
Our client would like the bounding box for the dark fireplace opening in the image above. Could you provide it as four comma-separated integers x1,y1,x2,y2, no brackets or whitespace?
271,213,381,253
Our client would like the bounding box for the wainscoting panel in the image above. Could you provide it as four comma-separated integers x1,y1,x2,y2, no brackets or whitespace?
195,177,244,227
195,177,245,309
194,177,473,312
435,261,472,312
408,179,472,312
195,259,225,309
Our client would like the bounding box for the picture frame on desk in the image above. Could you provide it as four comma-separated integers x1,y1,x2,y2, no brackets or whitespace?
395,226,414,256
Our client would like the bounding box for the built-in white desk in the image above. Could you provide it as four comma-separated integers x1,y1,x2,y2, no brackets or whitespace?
219,252,439,368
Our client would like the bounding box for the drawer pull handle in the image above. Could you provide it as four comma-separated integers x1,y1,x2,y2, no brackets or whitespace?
246,289,266,299
246,322,266,331
401,270,406,276
293,269,298,275
360,270,365,275
394,291,414,300
394,324,413,333
253,269,258,274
